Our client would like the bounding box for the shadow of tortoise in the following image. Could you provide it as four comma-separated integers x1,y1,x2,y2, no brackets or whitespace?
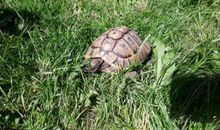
0,8,40,37
170,72,220,124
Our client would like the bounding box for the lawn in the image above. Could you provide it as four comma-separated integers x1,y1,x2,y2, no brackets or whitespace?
0,0,220,129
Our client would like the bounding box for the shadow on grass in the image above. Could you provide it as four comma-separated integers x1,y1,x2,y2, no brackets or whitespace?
0,8,40,129
0,7,40,91
175,0,214,6
170,72,220,124
0,109,25,130
0,8,40,37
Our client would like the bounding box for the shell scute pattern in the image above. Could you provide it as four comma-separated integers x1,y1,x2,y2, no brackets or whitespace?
84,26,151,72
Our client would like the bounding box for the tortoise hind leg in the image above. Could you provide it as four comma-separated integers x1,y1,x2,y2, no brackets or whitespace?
129,41,151,64
137,42,151,61
82,58,104,73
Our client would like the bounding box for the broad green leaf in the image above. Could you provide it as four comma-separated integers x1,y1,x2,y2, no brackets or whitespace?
153,39,177,86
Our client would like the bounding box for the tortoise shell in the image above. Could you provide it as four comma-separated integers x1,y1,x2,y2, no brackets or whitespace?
83,26,151,73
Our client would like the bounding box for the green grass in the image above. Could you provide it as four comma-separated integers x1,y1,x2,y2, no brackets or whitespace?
0,0,220,129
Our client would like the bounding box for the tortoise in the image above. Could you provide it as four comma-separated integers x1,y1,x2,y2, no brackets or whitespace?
82,26,151,77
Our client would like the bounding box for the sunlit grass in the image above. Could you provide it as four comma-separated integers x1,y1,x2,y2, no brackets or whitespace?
0,0,220,129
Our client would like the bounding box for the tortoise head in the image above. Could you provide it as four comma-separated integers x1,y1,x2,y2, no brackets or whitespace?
82,58,103,73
